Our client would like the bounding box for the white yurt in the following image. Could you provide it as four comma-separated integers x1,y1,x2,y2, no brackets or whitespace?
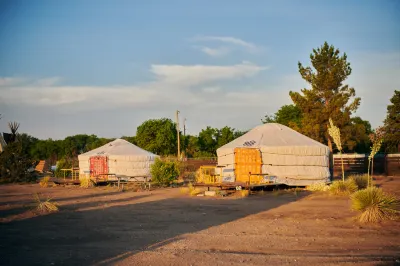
78,139,158,181
217,123,331,186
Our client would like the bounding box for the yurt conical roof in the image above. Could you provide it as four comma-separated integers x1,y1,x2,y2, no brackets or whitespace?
78,139,157,160
217,123,329,157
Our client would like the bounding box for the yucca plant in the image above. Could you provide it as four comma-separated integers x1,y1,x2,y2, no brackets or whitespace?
349,174,369,190
367,127,384,187
32,193,59,213
329,179,358,196
39,176,51,188
328,118,344,181
351,187,399,223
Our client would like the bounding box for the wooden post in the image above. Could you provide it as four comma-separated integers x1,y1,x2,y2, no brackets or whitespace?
176,110,180,160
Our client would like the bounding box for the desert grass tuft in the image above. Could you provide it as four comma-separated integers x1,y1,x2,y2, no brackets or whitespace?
329,179,358,196
349,174,369,190
39,176,51,188
32,193,59,213
351,186,399,223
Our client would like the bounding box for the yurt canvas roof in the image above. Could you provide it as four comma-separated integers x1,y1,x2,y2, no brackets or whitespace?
78,139,157,159
217,123,329,156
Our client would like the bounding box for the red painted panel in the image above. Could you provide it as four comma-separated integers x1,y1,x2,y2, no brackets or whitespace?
89,156,108,178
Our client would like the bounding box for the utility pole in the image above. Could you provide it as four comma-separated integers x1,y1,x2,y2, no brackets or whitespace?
183,118,186,137
183,118,186,158
176,110,180,160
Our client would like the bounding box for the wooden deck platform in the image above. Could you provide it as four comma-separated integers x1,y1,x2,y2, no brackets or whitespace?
51,178,81,185
194,182,281,190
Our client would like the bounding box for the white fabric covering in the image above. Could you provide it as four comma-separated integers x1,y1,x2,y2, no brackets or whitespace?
78,139,158,179
216,123,331,185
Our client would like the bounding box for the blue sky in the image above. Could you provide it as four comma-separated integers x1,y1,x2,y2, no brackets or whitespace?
0,0,399,139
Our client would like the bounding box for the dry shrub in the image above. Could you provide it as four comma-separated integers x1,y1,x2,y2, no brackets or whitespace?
39,176,51,188
349,174,369,190
351,186,399,223
329,179,358,196
33,193,59,213
306,182,329,192
240,190,249,197
188,182,201,196
79,176,94,188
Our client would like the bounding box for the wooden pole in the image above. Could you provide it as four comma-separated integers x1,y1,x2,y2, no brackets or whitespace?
176,110,180,160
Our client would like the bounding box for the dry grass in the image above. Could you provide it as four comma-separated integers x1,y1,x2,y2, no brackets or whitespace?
240,190,249,197
180,182,201,196
32,193,59,213
306,182,330,192
39,176,51,188
329,179,358,196
79,176,94,188
351,186,399,223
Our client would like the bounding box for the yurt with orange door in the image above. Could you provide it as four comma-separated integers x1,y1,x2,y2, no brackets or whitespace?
216,123,331,186
78,139,158,181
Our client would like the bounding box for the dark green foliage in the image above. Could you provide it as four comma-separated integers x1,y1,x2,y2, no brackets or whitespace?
136,118,178,156
383,90,400,152
0,141,36,183
289,42,362,152
150,157,180,186
262,104,302,130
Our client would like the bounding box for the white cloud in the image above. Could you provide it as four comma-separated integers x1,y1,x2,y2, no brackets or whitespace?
0,62,267,109
200,46,231,57
191,35,262,57
151,61,266,87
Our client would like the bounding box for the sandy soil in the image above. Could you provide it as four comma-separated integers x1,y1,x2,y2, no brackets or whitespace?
0,177,399,266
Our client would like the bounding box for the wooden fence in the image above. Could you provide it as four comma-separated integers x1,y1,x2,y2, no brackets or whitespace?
333,154,400,176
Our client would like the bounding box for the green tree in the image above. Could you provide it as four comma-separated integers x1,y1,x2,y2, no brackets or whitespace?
349,117,372,153
121,136,137,145
218,126,235,148
383,90,400,152
289,42,361,152
136,118,177,155
198,126,218,155
262,104,302,130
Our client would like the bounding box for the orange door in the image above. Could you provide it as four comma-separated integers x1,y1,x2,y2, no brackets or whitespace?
234,148,262,183
89,156,108,178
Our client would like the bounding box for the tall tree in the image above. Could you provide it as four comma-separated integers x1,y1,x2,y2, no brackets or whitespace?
383,90,400,152
136,118,177,155
289,42,360,151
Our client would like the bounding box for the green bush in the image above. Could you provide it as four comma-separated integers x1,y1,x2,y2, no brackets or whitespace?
351,187,399,223
150,158,180,186
329,179,358,196
54,158,72,177
349,174,369,190
0,142,36,183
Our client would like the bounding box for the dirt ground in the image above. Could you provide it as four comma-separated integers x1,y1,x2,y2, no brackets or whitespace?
0,177,399,266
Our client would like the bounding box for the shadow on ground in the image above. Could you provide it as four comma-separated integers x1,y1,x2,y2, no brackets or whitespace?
0,191,309,266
